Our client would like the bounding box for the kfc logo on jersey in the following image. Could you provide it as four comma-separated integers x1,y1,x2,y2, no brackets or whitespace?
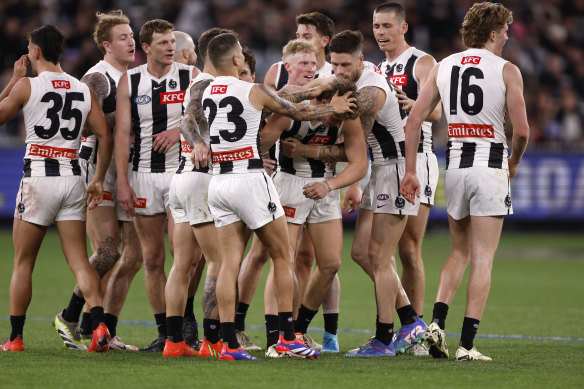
388,75,408,86
448,123,494,138
52,80,70,89
212,146,254,163
211,85,228,94
282,206,296,218
160,91,185,104
307,135,332,145
134,198,147,208
461,56,481,65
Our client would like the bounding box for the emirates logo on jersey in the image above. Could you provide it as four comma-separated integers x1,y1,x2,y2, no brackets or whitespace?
448,123,494,138
282,206,296,218
52,80,70,89
388,75,408,86
211,85,228,94
307,135,332,145
181,141,193,153
160,91,185,104
29,144,77,159
212,146,254,163
461,56,481,65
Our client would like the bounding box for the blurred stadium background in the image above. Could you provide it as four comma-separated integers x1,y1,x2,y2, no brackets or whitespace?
0,0,583,229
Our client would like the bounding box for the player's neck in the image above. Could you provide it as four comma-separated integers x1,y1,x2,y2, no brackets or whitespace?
147,60,173,79
36,61,63,74
103,55,129,73
202,61,217,77
385,41,410,62
481,42,500,57
316,52,326,71
214,65,239,78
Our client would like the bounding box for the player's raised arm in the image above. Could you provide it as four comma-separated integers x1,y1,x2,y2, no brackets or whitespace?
0,78,30,125
0,55,29,102
503,62,529,180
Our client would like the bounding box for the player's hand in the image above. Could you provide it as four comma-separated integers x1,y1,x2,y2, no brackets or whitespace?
392,83,414,112
86,179,104,210
303,182,329,200
263,158,276,175
281,138,304,158
508,158,520,180
330,91,357,115
13,55,29,80
152,127,180,153
117,181,137,217
399,172,420,205
192,142,211,169
343,182,363,213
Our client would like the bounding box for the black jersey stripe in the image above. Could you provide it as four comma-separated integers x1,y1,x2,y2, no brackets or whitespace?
445,141,451,169
150,79,167,173
45,158,60,176
130,72,142,171
488,142,505,169
71,159,81,176
372,120,399,160
102,72,117,114
23,158,32,177
403,55,419,100
459,142,476,168
276,63,288,91
79,145,92,160
219,161,233,174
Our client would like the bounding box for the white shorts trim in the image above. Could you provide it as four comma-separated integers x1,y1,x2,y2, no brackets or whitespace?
169,172,213,225
129,171,173,216
445,167,512,219
208,172,284,229
15,176,87,226
273,172,341,224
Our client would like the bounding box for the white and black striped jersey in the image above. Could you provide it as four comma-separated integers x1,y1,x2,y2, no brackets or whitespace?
22,71,92,177
279,119,340,178
78,60,121,164
356,64,404,165
176,72,214,175
274,61,334,91
203,76,263,175
128,62,194,173
378,47,434,154
436,48,508,170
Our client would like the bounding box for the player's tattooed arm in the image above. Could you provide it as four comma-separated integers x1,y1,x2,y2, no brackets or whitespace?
277,85,322,103
280,137,348,162
81,73,111,135
180,79,212,146
258,84,354,121
356,85,385,138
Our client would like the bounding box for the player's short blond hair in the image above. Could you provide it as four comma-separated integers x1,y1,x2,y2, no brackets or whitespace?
282,39,318,63
93,10,131,55
462,2,513,48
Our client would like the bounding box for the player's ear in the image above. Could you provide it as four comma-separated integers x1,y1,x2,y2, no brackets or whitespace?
321,35,330,50
284,62,291,73
402,22,409,35
142,42,150,55
103,41,111,54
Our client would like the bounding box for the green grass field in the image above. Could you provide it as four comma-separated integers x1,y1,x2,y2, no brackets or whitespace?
0,228,583,388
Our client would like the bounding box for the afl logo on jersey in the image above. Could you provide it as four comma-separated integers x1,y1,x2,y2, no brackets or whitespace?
377,194,389,201
135,95,151,105
169,79,177,89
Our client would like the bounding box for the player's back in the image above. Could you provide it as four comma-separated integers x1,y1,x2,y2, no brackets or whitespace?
203,76,263,175
437,48,508,170
356,64,403,165
22,71,92,177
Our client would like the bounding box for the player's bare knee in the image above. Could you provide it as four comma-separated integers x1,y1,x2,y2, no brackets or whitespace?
142,253,165,273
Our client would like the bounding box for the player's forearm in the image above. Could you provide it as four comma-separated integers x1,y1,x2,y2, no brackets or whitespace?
114,130,131,184
93,131,113,183
509,129,529,165
0,77,20,102
404,117,422,173
278,86,323,103
327,158,367,191
304,143,348,162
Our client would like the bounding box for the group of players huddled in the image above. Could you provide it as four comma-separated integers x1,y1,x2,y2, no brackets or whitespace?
0,1,528,362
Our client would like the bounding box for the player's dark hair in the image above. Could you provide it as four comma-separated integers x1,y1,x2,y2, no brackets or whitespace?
317,77,359,120
295,12,334,54
329,30,363,57
462,2,513,48
28,25,65,65
139,19,173,46
374,2,406,23
207,33,239,69
242,47,256,76
198,27,235,62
